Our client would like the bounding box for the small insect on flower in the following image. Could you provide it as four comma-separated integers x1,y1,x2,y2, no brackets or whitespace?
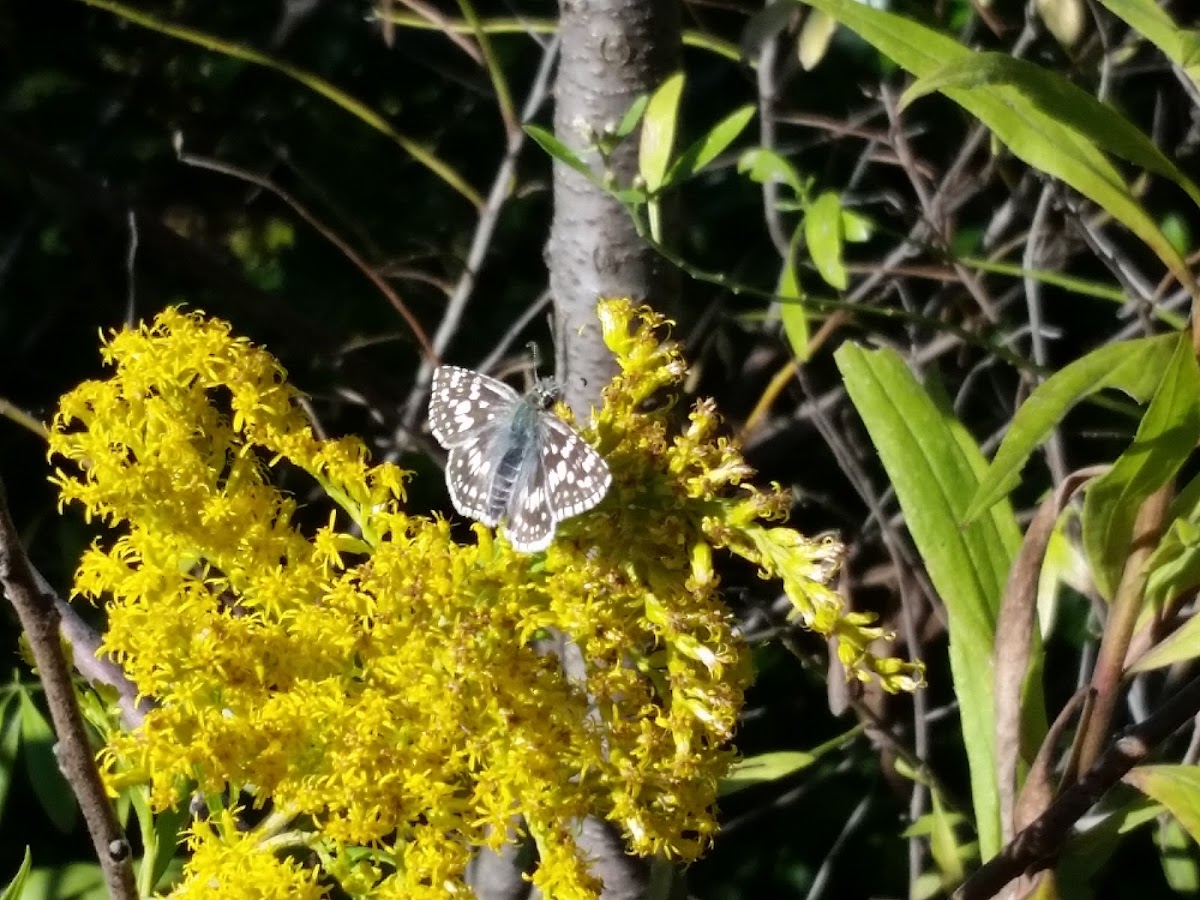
428,365,612,553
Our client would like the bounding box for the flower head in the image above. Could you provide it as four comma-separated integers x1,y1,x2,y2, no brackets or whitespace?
51,302,919,899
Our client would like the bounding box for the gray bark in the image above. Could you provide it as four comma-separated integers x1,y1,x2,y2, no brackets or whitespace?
548,0,682,414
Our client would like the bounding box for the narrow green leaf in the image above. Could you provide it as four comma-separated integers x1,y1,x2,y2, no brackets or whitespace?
804,191,848,290
928,790,965,884
1125,766,1200,843
899,52,1200,210
1129,587,1200,672
1095,0,1200,92
722,752,815,795
136,787,188,894
1082,334,1200,599
779,227,810,361
965,334,1180,522
663,105,755,186
523,124,594,179
0,693,21,826
799,0,1199,307
0,847,31,900
836,344,1022,858
639,72,685,193
19,693,78,835
614,94,650,140
1143,513,1200,618
1058,798,1162,885
20,863,105,900
737,147,806,198
720,726,861,796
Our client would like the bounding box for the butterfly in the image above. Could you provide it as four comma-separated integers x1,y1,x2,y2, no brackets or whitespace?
428,365,612,552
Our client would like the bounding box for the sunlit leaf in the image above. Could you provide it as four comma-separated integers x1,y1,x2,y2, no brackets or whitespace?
1125,766,1200,844
664,105,755,186
802,0,1199,309
1082,334,1200,599
639,72,685,193
965,334,1179,523
804,191,847,290
837,344,1022,858
0,847,31,900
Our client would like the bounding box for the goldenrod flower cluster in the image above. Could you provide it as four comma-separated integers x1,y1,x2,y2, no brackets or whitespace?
49,300,921,899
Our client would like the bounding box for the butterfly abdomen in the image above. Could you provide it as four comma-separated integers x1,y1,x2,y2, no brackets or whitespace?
485,399,541,522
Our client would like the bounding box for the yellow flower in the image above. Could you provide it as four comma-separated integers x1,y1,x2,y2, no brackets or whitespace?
165,811,326,900
51,301,919,900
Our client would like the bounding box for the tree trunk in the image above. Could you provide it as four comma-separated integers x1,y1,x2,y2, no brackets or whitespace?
548,0,681,415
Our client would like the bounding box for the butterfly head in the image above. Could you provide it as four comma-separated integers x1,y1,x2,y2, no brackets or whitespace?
527,378,561,410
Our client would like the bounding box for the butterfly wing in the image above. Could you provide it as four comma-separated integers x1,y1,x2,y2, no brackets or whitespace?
428,365,520,449
502,442,557,553
444,435,502,526
537,416,612,519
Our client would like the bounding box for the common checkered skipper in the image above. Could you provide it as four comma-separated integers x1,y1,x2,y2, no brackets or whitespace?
428,365,612,553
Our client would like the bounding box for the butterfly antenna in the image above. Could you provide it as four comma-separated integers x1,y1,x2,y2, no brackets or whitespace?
522,341,543,391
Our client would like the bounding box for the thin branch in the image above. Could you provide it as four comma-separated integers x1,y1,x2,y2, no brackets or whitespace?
402,34,560,429
0,480,138,900
173,135,437,363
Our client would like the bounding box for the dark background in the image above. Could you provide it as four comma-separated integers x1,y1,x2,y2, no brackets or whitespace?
2,0,1198,896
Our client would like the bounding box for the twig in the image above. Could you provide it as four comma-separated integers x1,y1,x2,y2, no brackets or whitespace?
173,134,437,364
401,34,561,429
0,480,138,900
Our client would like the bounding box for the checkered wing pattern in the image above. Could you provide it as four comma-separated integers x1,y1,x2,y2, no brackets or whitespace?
428,365,520,448
502,417,612,553
444,435,502,526
428,364,612,553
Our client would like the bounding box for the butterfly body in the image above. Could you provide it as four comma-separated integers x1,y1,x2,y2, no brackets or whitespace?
428,366,611,552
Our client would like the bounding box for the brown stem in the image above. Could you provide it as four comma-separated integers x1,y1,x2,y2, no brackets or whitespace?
954,672,1200,900
0,480,138,900
1077,486,1171,770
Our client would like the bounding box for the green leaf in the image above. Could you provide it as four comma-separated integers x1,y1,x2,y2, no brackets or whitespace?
836,344,1022,859
523,124,594,180
1082,334,1200,599
1129,583,1200,673
19,693,78,835
899,52,1200,211
737,147,806,198
20,863,105,900
1158,817,1200,893
0,847,31,900
1094,0,1200,92
0,692,21,826
927,790,965,885
797,8,838,71
840,208,874,243
804,191,848,290
722,752,815,795
131,786,187,895
965,334,1180,522
639,72,685,193
778,227,810,361
663,105,755,186
720,726,861,797
614,94,649,140
1125,765,1200,843
1058,797,1162,885
799,0,1199,306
